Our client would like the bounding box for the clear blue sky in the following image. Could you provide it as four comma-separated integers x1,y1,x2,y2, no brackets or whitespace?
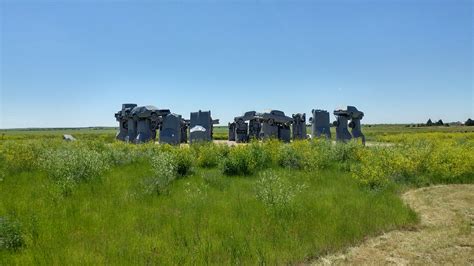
1,0,472,128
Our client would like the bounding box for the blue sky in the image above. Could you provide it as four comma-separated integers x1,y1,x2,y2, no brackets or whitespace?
1,0,472,128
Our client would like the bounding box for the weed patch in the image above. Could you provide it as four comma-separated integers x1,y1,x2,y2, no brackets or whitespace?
0,217,25,252
39,146,109,196
255,170,307,215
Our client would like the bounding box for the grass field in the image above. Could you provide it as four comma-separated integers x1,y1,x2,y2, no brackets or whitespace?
1,125,473,264
2,124,473,142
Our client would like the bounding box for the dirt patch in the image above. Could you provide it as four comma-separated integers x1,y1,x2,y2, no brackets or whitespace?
314,184,474,265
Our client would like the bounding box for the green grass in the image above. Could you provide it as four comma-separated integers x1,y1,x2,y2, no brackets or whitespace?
2,124,473,142
0,128,117,142
362,124,474,141
0,162,416,264
218,122,474,141
1,127,472,264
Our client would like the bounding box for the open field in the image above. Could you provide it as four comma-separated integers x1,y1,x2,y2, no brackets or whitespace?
2,0,472,263
1,127,473,264
0,128,119,142
2,124,474,142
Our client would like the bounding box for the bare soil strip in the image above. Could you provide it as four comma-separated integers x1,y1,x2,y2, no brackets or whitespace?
314,184,474,265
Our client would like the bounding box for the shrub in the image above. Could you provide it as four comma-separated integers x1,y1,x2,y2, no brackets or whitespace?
171,148,194,176
221,140,337,175
330,141,364,163
425,141,474,183
143,149,194,195
391,142,431,180
248,141,272,169
351,139,474,188
1,140,49,172
351,147,393,188
78,140,109,153
40,146,109,182
144,152,177,195
104,142,142,166
220,146,257,176
273,140,333,171
255,171,306,214
351,143,431,188
261,139,283,166
129,143,164,163
0,216,25,251
192,143,226,168
220,141,276,176
39,146,110,196
307,139,333,170
278,145,302,169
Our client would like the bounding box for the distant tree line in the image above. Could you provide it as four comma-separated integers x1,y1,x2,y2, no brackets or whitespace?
418,118,474,127
401,118,474,128
416,119,446,127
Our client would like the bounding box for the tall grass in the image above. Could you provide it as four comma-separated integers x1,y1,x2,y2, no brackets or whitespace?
0,166,416,264
39,146,110,196
0,216,25,252
1,131,473,264
2,134,471,189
